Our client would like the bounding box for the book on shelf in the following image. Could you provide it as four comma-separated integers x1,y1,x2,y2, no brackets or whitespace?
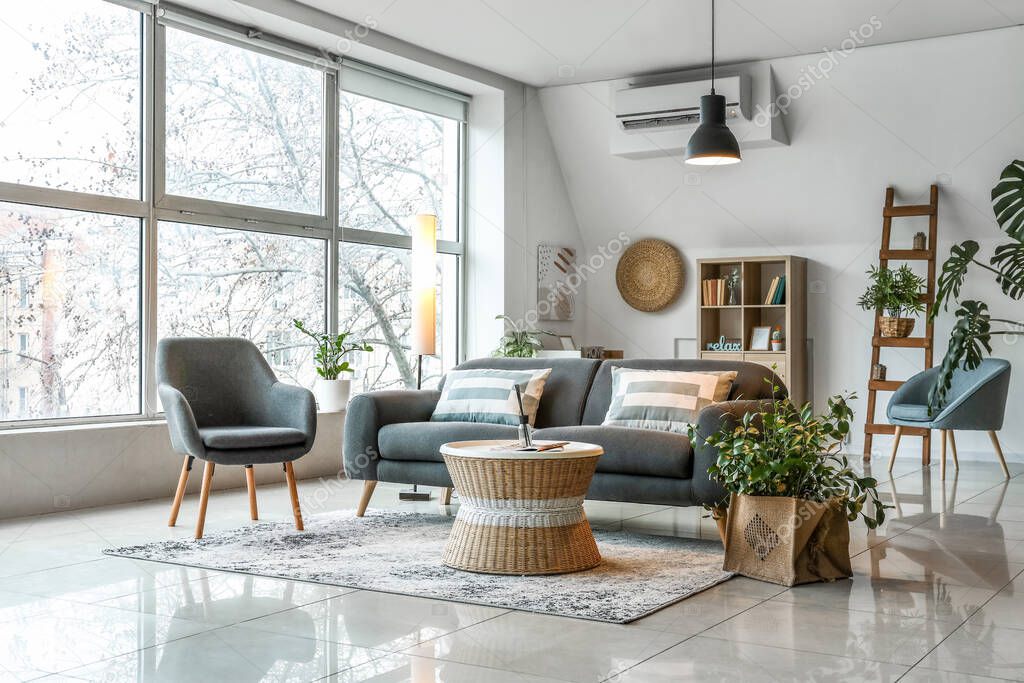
702,278,728,306
773,275,786,304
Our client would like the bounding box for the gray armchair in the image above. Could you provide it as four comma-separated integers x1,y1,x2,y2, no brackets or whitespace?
886,358,1011,479
158,337,317,538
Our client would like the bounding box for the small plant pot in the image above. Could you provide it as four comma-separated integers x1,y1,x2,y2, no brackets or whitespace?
722,493,852,586
312,378,351,412
770,340,783,351
879,317,915,338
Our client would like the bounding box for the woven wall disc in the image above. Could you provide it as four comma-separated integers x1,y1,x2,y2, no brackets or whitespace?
615,239,684,312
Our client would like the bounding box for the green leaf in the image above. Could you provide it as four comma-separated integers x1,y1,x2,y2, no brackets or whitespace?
933,240,979,317
929,300,992,410
992,159,1024,242
990,242,1024,300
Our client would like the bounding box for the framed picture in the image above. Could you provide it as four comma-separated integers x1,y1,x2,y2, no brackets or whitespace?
558,335,576,351
749,326,772,351
537,244,576,321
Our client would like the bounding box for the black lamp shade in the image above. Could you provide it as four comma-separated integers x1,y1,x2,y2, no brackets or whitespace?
684,94,741,165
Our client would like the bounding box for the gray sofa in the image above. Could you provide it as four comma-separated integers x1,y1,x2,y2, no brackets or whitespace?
343,358,782,514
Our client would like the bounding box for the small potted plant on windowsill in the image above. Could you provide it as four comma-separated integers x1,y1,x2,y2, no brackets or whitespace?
293,319,372,412
689,380,887,586
857,264,927,337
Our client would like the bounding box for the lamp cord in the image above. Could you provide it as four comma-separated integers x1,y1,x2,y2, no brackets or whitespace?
710,0,716,94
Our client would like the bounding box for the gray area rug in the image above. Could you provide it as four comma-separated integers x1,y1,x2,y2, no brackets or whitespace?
104,510,731,623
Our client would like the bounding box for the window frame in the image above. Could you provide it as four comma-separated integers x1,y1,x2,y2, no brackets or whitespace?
0,0,468,430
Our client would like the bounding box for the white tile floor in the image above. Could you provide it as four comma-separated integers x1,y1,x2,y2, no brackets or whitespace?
1,457,1023,682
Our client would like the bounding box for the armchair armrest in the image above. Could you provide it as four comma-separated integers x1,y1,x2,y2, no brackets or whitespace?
888,367,941,411
265,382,317,450
159,384,205,458
343,390,441,481
691,399,774,507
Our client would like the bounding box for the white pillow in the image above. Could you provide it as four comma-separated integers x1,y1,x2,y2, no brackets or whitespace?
431,368,552,426
602,368,737,434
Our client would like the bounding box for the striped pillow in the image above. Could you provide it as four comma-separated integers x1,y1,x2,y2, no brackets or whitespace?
431,368,552,426
602,368,737,434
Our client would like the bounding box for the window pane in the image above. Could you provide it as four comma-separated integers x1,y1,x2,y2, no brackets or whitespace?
339,92,460,240
339,243,456,393
0,203,140,421
0,1,141,197
157,222,326,388
165,29,323,214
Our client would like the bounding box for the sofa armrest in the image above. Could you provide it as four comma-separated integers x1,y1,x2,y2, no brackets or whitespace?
159,384,206,459
343,390,441,481
690,399,772,507
265,382,317,451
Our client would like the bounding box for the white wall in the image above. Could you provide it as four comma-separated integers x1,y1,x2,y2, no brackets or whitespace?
538,26,1024,459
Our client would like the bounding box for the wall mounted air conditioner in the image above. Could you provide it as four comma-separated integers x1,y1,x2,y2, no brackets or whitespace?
614,75,750,132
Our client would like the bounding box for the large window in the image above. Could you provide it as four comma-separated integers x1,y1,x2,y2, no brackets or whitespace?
0,1,141,198
0,1,466,428
0,204,140,421
164,28,323,214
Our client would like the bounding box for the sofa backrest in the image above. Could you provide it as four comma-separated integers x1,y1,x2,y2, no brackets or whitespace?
581,359,784,426
450,357,601,428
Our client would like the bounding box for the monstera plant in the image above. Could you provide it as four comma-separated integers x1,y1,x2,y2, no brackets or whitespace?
930,159,1024,409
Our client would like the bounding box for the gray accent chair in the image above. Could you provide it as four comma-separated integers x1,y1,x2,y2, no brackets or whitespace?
344,357,782,516
158,337,317,538
886,358,1012,479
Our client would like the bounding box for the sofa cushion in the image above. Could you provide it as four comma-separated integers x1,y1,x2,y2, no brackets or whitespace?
602,367,737,434
582,359,781,426
378,421,518,462
431,368,551,426
531,425,692,478
199,426,306,450
888,403,931,422
449,357,601,428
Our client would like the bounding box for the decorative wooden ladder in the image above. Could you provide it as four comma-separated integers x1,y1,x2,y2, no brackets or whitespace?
862,185,939,464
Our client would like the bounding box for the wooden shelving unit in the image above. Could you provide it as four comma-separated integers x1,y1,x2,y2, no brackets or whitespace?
696,256,807,405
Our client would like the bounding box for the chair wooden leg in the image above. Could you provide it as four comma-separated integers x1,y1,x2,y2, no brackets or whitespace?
195,461,215,540
887,426,903,473
356,480,377,517
948,431,959,473
989,431,1011,480
284,462,304,531
940,429,947,481
168,456,193,527
245,465,258,521
440,487,453,510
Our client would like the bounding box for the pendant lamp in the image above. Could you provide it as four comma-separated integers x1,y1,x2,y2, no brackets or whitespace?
684,0,741,165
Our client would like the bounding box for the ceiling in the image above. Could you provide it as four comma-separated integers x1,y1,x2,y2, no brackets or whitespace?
288,0,1022,86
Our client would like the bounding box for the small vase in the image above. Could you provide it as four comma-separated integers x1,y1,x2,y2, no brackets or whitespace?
771,340,783,351
313,378,351,412
727,287,739,306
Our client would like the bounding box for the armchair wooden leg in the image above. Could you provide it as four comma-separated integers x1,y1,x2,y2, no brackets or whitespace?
356,480,377,517
195,461,215,540
940,430,947,481
169,455,193,527
989,431,1011,480
284,462,304,531
887,426,903,473
440,487,453,511
948,431,959,473
245,465,258,521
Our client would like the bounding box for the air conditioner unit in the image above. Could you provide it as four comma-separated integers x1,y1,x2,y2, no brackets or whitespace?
614,75,750,132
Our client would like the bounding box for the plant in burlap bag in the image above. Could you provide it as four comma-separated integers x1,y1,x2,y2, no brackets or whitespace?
689,384,887,586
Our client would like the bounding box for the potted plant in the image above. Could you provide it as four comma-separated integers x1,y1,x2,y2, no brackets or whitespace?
689,384,887,586
492,314,554,358
857,264,927,337
293,319,372,412
770,326,783,351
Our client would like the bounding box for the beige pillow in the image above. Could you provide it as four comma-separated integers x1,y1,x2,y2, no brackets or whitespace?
602,368,737,434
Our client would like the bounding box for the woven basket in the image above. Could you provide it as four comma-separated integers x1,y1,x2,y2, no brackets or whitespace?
615,239,683,312
879,316,915,337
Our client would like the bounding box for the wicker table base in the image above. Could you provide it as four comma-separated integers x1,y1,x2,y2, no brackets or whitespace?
440,440,603,575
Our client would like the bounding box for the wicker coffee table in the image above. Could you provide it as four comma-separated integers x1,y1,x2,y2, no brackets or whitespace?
440,440,603,575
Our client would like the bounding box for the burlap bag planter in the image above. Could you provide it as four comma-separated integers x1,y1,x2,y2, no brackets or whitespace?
722,493,852,586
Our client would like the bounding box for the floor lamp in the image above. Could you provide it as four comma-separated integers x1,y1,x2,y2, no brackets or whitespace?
400,213,436,502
